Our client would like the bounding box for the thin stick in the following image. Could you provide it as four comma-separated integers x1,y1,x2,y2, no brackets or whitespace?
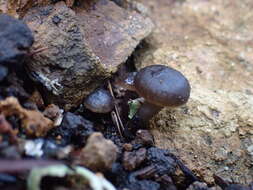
111,111,123,138
108,81,125,134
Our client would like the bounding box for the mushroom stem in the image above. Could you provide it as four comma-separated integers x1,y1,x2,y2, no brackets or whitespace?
136,101,162,125
124,101,162,139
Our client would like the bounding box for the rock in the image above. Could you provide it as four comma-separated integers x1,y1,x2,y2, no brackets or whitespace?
24,2,106,110
74,0,153,72
0,14,33,64
247,145,253,163
24,0,153,110
111,0,151,16
123,148,146,171
0,0,76,18
43,104,63,126
134,0,253,184
151,86,253,183
123,143,133,151
133,129,154,147
28,90,45,109
50,112,94,146
123,177,160,190
79,132,118,172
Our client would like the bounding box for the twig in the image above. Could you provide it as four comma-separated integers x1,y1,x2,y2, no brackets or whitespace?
111,111,123,138
107,81,125,135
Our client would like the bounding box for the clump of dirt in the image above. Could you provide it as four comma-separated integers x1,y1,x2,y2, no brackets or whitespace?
0,97,54,137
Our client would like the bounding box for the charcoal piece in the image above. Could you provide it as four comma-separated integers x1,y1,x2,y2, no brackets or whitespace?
109,162,129,186
0,66,8,82
42,139,63,158
0,173,17,184
146,147,177,176
1,85,30,102
156,175,177,190
224,185,251,190
50,112,94,146
109,163,159,190
0,14,33,64
124,174,160,190
214,175,252,190
125,179,160,190
0,72,30,102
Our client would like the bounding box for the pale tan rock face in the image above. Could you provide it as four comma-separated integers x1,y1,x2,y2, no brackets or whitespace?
151,87,253,183
135,0,253,184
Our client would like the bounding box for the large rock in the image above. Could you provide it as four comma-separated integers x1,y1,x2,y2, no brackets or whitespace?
74,0,153,72
134,0,253,184
24,0,153,110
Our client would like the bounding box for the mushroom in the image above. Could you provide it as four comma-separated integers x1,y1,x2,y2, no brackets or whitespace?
130,64,190,126
84,88,114,113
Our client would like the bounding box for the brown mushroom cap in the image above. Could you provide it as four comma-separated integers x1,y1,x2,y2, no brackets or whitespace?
134,65,190,107
84,88,114,113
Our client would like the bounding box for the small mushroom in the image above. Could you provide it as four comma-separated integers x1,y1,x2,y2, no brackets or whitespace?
83,88,114,113
132,64,190,126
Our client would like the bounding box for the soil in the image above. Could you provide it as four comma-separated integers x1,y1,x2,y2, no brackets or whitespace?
0,0,252,190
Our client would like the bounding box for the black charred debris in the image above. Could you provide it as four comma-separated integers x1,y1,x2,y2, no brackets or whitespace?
0,13,252,190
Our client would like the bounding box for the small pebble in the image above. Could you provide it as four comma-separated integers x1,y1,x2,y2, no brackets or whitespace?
123,143,133,151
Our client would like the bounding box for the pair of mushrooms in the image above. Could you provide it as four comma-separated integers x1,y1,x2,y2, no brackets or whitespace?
84,65,190,126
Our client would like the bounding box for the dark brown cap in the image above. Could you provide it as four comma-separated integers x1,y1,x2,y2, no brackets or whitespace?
134,65,190,107
84,88,114,113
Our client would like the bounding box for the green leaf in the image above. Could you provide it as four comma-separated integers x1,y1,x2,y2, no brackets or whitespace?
128,99,142,119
